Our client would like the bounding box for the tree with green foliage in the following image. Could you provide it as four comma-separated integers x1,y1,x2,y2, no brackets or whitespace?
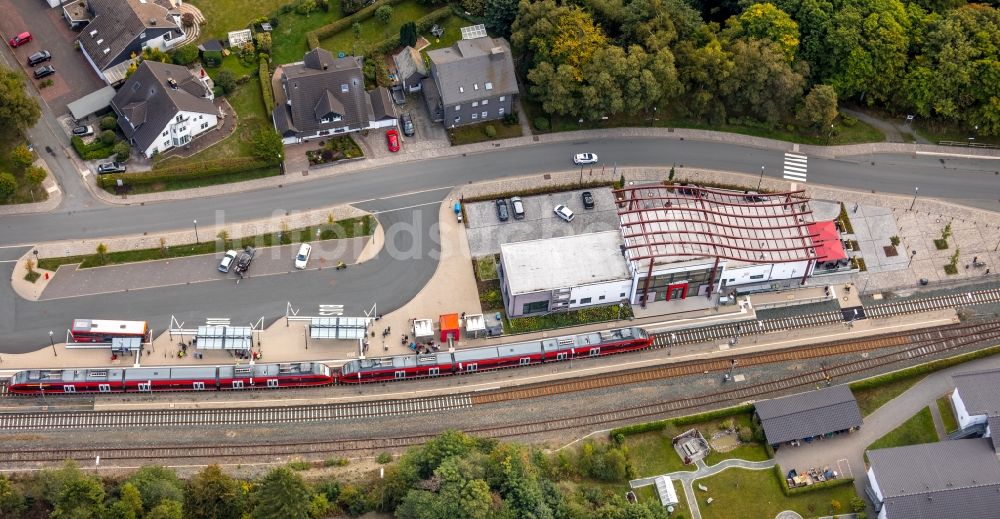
0,172,17,199
400,21,417,47
127,466,185,511
114,141,131,161
0,66,41,133
146,500,184,519
724,3,800,61
140,47,171,64
720,38,804,125
25,164,46,186
461,0,485,16
353,21,363,39
101,115,119,130
0,475,25,517
11,143,34,169
100,129,116,145
171,44,200,65
798,84,838,133
251,467,312,519
185,465,245,519
107,482,144,519
484,0,519,39
42,461,106,519
215,70,237,94
375,4,393,24
251,127,285,163
336,484,370,516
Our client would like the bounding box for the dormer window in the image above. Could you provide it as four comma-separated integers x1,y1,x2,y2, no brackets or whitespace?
96,39,103,45
90,30,98,38
341,84,348,93
103,48,110,54
485,82,493,90
474,83,478,90
459,86,464,93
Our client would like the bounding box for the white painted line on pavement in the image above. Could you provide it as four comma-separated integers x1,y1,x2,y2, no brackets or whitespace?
370,200,443,214
915,151,1000,160
355,185,454,205
786,152,807,160
0,260,19,263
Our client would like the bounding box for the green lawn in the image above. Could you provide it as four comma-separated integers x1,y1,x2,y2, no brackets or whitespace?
937,395,959,434
852,374,926,416
623,431,691,478
320,0,438,56
37,216,374,270
696,467,858,519
913,121,1000,146
419,15,466,54
449,120,523,145
189,0,292,42
271,8,344,65
866,407,939,457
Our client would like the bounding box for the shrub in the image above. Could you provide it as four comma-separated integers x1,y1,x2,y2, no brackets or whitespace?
71,136,116,160
113,141,131,161
375,5,393,23
310,0,407,44
533,116,550,131
461,0,485,16
399,22,417,47
376,452,392,464
25,165,47,185
10,144,34,169
215,70,237,94
259,56,274,114
254,33,272,55
353,21,362,39
890,235,901,247
503,111,519,125
296,0,318,14
307,32,320,49
483,124,497,138
100,115,118,131
100,130,116,145
181,12,195,27
324,458,349,467
341,0,366,14
288,459,312,471
104,157,275,187
0,172,16,198
171,44,199,65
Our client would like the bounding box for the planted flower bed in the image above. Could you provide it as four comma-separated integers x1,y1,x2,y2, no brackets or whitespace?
306,136,363,165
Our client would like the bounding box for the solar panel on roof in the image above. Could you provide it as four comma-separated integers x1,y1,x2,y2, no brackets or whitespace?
461,24,487,40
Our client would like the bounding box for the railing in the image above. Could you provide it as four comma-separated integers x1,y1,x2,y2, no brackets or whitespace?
938,140,1000,149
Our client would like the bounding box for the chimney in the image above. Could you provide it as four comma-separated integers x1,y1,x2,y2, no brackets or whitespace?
149,18,156,25
490,46,504,56
322,62,328,70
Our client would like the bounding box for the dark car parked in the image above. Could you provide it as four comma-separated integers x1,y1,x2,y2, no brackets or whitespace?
33,65,55,80
496,199,509,221
400,112,415,136
27,50,51,66
582,191,595,209
235,246,256,274
96,161,126,174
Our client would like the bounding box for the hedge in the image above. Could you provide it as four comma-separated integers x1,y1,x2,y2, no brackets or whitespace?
307,0,407,49
774,465,855,496
71,136,116,160
415,6,452,33
102,157,275,186
849,343,1000,392
609,404,755,438
461,181,612,204
259,57,274,115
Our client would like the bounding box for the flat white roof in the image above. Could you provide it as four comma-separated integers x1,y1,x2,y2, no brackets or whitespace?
500,231,630,295
413,318,434,337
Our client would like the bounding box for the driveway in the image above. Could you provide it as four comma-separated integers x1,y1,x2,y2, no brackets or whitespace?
353,91,450,159
465,187,620,257
1,0,105,113
40,237,371,300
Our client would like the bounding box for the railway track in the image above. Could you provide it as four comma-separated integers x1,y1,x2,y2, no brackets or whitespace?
658,286,1000,347
3,321,999,464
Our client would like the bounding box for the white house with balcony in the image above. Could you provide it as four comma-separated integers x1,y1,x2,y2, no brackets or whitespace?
111,61,218,158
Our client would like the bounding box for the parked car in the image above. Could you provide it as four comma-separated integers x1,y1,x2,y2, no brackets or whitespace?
386,128,400,152
235,246,256,273
27,50,51,66
400,112,415,136
33,65,55,80
72,125,94,137
581,191,595,209
97,161,126,174
553,204,575,222
573,153,598,165
8,32,31,48
218,250,238,273
496,199,509,221
510,196,525,219
294,243,312,269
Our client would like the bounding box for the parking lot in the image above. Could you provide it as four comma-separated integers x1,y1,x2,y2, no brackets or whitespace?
1,0,105,113
465,187,621,257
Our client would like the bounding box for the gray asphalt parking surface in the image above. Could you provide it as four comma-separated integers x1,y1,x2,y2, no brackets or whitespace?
465,187,619,257
41,237,370,300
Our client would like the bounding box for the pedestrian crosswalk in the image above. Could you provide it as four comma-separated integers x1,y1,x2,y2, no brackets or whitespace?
783,152,808,182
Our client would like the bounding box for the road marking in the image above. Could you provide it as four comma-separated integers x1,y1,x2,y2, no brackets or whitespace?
318,304,344,316
783,152,808,182
355,185,454,205
370,200,443,214
915,151,1000,160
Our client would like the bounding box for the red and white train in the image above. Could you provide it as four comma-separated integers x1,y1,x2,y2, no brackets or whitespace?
7,327,651,395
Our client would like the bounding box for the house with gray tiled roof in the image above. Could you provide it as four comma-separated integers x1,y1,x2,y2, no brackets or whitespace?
423,36,518,128
111,61,218,158
271,48,396,144
951,367,1000,434
754,384,862,447
866,438,1000,519
76,0,186,85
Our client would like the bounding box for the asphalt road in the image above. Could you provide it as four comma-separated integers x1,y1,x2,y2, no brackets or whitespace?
0,190,442,353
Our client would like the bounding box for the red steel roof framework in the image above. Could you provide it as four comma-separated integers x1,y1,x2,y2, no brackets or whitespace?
615,184,823,307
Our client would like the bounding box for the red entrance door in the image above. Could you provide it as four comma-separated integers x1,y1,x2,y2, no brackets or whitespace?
666,283,688,301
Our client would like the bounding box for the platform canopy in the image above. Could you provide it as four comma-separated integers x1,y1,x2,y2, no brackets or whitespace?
196,325,252,350
309,317,371,340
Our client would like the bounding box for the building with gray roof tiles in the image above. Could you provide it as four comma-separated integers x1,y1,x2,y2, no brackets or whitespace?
424,36,518,127
111,60,218,159
272,48,396,144
754,384,862,446
393,46,427,93
951,367,1000,432
77,0,185,84
866,438,1000,519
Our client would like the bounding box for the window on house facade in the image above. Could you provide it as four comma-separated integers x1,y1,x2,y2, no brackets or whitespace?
599,295,606,300
162,140,169,147
498,108,505,115
580,297,592,304
162,130,168,137
341,84,349,92
472,101,478,107
175,115,183,122
619,292,626,298
471,113,478,120
201,122,209,129
454,116,460,123
481,111,487,118
522,301,549,314
482,99,488,105
455,105,460,111
750,274,765,280
499,96,505,102
485,82,493,90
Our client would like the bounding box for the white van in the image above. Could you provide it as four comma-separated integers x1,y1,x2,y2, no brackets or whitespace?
294,243,312,269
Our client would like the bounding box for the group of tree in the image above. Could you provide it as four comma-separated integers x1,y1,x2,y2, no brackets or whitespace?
0,431,661,519
501,0,1000,135
0,65,42,201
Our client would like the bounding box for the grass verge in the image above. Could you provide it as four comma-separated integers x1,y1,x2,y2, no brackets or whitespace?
937,395,959,434
320,0,437,56
24,270,41,283
449,120,523,145
37,216,374,270
852,374,926,416
865,407,938,459
116,166,281,194
696,467,857,519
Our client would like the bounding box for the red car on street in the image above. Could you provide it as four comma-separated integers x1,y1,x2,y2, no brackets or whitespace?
386,128,400,152
9,32,32,48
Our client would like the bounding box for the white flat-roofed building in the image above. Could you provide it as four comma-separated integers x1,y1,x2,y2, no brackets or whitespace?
498,231,632,317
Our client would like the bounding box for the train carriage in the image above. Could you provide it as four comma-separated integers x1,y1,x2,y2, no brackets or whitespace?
340,352,454,383
124,366,218,392
8,368,127,394
494,340,545,368
218,363,332,389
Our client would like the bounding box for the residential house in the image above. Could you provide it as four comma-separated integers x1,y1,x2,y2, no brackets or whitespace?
754,384,862,448
271,48,396,145
423,36,518,128
866,438,1000,519
951,367,1000,435
77,0,186,85
392,46,427,94
111,60,218,158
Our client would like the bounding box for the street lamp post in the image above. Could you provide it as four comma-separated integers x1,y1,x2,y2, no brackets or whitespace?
49,330,56,357
909,187,919,211
757,166,765,191
193,219,199,243
908,249,917,268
